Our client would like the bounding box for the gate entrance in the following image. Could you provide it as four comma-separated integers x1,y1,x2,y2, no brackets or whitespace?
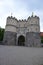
18,35,25,46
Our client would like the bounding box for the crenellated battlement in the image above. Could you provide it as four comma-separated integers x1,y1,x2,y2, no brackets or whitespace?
7,15,39,23
5,14,40,33
7,16,18,21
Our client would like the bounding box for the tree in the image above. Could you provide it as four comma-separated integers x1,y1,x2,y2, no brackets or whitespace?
41,36,43,43
0,27,5,41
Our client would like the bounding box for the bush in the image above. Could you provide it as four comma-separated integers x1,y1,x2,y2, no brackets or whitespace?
0,27,5,41
41,36,43,43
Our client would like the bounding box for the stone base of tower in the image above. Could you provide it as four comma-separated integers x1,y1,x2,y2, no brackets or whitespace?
26,32,41,47
3,31,41,47
3,31,17,45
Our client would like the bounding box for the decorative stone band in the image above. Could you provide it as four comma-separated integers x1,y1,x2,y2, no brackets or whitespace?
28,24,40,26
6,24,27,28
6,24,17,28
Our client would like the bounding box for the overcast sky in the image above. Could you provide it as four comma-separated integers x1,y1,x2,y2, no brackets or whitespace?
0,0,43,32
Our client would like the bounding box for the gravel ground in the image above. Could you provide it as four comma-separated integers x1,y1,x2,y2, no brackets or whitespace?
0,45,43,65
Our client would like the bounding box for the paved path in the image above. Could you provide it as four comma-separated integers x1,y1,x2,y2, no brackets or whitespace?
0,45,43,65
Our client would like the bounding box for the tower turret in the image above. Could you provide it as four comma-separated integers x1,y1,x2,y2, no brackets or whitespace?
27,15,40,32
26,15,41,47
5,16,17,32
3,16,17,45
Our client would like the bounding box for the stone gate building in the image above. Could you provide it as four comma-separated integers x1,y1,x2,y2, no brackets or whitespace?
3,14,41,47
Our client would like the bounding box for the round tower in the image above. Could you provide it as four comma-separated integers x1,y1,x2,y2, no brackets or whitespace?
3,16,17,45
26,15,41,47
27,15,40,32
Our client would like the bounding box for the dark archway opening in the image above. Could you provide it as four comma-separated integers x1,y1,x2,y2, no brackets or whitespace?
18,35,25,46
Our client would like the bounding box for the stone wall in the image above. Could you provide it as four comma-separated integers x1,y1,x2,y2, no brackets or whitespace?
26,32,41,47
3,31,41,47
3,31,17,45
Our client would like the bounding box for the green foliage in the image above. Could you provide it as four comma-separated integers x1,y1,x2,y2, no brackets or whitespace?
41,36,43,43
0,27,5,41
41,36,43,40
41,40,43,43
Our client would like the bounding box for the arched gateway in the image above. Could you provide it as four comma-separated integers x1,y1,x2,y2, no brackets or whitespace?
18,35,25,46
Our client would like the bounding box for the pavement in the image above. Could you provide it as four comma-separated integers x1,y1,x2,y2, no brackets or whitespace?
0,45,43,65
